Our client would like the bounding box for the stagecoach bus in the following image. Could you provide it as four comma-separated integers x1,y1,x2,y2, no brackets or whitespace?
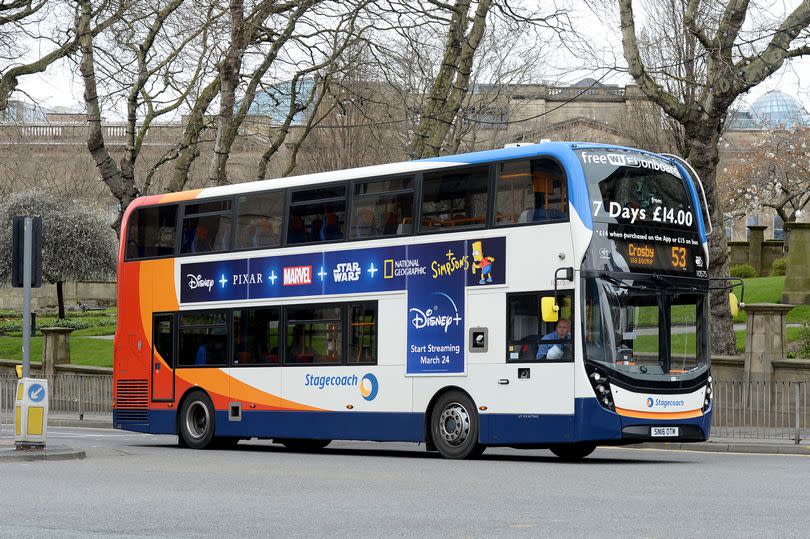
113,141,717,459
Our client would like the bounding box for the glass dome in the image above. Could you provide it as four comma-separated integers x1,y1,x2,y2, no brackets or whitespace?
749,90,810,128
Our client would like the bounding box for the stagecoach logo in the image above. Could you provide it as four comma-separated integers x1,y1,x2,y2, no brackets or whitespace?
283,265,312,286
333,262,361,282
647,397,686,409
646,397,654,408
409,292,462,334
360,373,378,401
187,274,214,292
302,372,379,401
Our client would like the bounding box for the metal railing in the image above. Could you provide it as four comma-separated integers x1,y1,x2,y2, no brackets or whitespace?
712,380,808,443
0,374,112,438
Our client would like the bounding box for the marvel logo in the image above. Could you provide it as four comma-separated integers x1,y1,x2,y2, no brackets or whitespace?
283,265,312,286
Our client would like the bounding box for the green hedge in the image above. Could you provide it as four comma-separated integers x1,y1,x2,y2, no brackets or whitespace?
730,264,757,278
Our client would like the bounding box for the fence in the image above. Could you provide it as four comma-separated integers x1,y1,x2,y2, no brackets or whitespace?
0,374,112,438
0,375,808,443
711,380,808,443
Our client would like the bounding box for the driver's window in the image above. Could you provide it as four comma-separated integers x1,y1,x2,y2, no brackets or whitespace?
507,292,573,362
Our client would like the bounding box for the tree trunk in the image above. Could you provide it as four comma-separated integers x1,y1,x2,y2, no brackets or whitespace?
57,281,65,321
685,123,737,355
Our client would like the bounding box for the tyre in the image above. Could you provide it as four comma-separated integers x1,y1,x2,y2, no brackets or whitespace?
430,391,483,459
277,439,331,451
549,443,596,461
179,390,216,449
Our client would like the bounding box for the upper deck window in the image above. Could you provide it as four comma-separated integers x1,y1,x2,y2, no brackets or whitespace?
235,191,283,250
420,166,488,231
180,200,233,255
288,185,346,245
125,204,177,260
495,159,568,225
351,177,414,238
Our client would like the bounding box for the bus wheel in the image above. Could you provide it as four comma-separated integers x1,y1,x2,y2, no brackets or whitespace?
549,443,596,461
430,391,483,459
277,439,331,451
179,391,216,449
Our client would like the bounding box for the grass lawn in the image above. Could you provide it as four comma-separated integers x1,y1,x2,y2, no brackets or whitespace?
0,308,117,336
732,276,809,324
0,335,113,368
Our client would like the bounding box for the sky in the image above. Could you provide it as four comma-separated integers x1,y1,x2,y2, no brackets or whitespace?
14,1,810,118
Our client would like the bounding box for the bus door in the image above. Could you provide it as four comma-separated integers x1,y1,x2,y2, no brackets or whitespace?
151,313,175,401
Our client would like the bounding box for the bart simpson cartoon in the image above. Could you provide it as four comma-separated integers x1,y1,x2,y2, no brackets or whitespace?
471,241,495,284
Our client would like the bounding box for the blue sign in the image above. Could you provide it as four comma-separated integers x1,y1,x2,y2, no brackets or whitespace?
406,241,466,374
28,383,45,403
178,237,507,376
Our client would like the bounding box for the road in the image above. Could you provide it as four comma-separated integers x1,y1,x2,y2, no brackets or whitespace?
1,427,809,538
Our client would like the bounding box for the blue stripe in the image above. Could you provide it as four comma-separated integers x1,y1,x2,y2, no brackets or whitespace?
114,400,710,444
672,160,708,243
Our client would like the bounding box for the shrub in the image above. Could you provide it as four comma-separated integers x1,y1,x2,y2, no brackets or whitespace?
798,322,810,359
771,257,788,276
729,264,757,278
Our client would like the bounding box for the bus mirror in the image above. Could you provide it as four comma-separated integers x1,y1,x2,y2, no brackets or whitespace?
729,292,739,317
541,297,559,322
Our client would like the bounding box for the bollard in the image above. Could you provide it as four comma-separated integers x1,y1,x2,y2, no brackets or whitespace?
795,382,801,445
14,377,49,449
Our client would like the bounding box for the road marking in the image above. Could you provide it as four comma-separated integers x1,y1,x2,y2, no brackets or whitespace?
600,446,810,458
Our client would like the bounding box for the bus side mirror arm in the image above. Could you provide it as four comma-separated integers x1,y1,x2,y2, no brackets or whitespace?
553,266,575,304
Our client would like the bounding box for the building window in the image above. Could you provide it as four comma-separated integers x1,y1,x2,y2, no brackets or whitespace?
420,166,489,231
235,192,283,249
178,312,228,367
350,177,414,238
125,204,177,259
495,159,568,225
507,292,573,362
288,185,346,244
180,200,233,254
773,215,784,240
233,307,281,365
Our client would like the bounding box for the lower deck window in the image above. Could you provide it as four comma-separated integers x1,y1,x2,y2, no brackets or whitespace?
285,305,342,364
178,312,228,367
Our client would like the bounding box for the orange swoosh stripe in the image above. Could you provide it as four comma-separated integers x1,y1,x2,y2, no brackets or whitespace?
615,407,704,420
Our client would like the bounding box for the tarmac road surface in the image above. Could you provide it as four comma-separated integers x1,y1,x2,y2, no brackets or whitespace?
1,426,809,538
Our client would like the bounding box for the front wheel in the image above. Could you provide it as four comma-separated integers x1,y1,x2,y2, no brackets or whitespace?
549,443,596,461
179,390,216,449
430,391,484,459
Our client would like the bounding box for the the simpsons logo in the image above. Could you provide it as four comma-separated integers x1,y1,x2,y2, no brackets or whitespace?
471,241,495,285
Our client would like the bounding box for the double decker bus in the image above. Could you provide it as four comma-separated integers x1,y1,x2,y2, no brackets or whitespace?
113,141,716,459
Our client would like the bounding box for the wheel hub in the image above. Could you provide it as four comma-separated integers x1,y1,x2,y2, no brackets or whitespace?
186,401,210,439
439,403,470,447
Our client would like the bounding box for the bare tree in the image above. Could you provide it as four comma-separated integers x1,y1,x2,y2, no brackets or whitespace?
616,0,810,354
77,0,217,226
0,1,124,113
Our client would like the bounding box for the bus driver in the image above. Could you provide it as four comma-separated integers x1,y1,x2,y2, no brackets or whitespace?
536,319,570,360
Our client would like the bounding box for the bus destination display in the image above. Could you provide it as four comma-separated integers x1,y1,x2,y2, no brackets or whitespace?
603,225,704,275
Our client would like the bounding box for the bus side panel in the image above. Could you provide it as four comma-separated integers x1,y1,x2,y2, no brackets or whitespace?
214,410,424,442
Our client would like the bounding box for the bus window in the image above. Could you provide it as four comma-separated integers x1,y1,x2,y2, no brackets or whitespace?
349,302,377,363
235,191,283,249
351,178,413,239
180,200,233,254
285,305,342,364
177,311,228,367
233,307,280,365
288,185,346,244
420,166,488,231
153,314,174,368
125,204,177,259
507,292,573,362
351,177,414,238
495,159,568,225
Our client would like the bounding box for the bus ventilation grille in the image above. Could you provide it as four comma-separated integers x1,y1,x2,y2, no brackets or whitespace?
116,379,148,410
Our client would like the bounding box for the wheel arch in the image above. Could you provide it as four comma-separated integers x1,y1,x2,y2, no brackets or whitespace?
423,385,478,451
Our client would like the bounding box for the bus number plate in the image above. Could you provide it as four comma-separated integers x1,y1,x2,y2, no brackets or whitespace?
651,426,679,437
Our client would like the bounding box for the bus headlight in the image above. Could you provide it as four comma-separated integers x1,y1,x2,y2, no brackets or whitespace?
702,379,712,413
586,365,614,410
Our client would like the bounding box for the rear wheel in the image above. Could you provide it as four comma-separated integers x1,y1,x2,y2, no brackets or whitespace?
278,439,331,451
430,391,483,459
549,443,596,461
179,390,216,449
